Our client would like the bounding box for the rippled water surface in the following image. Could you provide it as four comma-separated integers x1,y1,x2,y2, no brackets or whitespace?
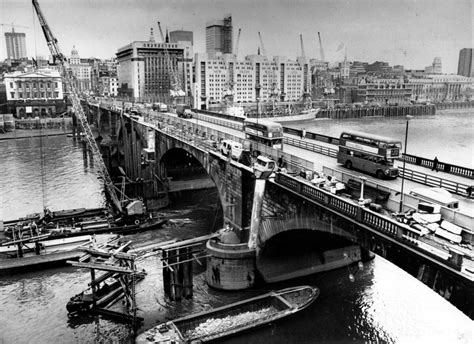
0,127,472,344
286,109,474,168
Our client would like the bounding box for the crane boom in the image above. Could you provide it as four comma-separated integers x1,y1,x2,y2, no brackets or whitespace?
317,32,325,62
234,28,241,57
31,0,124,213
157,21,184,98
257,31,267,58
300,34,305,59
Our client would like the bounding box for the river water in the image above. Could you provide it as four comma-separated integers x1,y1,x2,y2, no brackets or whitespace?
286,109,474,169
0,115,473,344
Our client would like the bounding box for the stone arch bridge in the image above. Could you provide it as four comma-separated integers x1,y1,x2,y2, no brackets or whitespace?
83,102,473,317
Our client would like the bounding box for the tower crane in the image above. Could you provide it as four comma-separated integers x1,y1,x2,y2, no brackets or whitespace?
257,31,267,59
317,32,325,62
300,34,311,101
0,23,31,30
157,21,185,101
31,0,128,214
234,28,241,58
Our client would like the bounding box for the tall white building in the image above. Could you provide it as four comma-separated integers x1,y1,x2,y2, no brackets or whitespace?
5,29,27,60
116,30,192,101
193,52,311,109
68,46,92,92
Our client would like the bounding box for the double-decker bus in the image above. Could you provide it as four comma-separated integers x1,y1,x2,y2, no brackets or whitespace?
243,118,283,150
337,130,402,179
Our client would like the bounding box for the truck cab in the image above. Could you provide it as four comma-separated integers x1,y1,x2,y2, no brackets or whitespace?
253,155,276,179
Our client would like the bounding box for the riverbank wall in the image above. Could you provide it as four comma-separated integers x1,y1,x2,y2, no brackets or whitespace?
435,101,474,110
318,104,436,119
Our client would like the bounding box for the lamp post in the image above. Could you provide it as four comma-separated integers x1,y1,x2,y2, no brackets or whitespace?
255,84,261,123
399,115,413,212
358,176,367,203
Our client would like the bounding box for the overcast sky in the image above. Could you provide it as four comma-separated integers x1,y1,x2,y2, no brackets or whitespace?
2,0,472,73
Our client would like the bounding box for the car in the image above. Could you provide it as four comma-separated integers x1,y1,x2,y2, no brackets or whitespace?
219,140,243,160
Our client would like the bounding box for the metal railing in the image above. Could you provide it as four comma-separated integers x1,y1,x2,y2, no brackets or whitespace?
403,154,474,179
283,137,338,158
399,167,470,196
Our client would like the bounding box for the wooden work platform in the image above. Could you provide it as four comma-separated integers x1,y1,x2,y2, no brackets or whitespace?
0,250,82,275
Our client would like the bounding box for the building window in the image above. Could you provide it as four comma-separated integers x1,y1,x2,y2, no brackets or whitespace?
19,92,23,98
54,92,59,98
10,82,13,88
10,92,15,98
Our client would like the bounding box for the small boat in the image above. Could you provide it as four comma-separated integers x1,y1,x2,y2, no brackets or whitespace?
135,285,319,343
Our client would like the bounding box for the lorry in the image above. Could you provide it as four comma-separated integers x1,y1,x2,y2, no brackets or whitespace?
153,103,168,112
176,104,193,118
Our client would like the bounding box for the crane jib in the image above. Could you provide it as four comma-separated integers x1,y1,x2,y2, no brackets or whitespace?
31,0,124,214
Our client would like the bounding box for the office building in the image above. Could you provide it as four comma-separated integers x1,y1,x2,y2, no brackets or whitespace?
68,46,92,92
458,48,473,77
116,31,192,101
424,57,442,74
206,15,233,54
3,68,64,117
5,29,27,60
169,30,193,45
193,52,310,109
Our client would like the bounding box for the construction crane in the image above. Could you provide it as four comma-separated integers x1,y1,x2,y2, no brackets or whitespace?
157,21,185,100
234,28,241,57
300,34,306,59
31,0,127,214
257,31,267,59
317,32,325,62
300,34,311,100
0,23,31,30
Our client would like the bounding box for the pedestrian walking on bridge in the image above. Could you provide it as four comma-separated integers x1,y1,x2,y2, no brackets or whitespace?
432,156,439,172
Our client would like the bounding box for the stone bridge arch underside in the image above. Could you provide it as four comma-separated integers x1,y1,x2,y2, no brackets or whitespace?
154,133,255,232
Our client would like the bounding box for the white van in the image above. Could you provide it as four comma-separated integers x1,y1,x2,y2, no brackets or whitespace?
253,156,276,179
409,187,459,210
220,140,243,160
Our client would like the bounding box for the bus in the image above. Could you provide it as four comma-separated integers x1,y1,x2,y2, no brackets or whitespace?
337,130,402,179
243,118,283,150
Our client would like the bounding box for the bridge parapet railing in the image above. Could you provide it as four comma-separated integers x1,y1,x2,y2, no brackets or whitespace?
274,172,469,272
400,167,470,196
402,154,473,180
322,165,473,230
138,108,315,175
283,137,338,158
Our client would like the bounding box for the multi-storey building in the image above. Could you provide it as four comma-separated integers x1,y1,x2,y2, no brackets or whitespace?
193,52,311,109
116,31,192,101
458,48,473,77
68,46,92,92
206,15,233,54
357,79,412,105
408,75,473,102
424,57,442,74
3,68,64,117
169,30,193,45
5,29,27,60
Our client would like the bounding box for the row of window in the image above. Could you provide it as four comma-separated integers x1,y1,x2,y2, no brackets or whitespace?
10,91,60,99
10,82,59,89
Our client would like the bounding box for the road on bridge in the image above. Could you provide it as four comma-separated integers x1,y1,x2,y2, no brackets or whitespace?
175,111,474,216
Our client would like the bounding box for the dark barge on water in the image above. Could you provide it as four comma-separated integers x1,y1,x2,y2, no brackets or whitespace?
135,285,319,343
